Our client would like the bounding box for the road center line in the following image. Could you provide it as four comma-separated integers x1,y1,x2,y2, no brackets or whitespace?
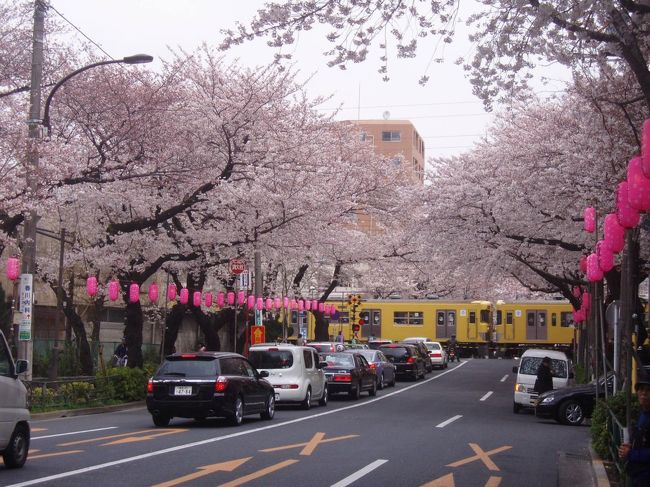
500,375,508,382
480,391,493,402
436,415,463,428
329,459,388,487
32,427,117,440
12,362,468,487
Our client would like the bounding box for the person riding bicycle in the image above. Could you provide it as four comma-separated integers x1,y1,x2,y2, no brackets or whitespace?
114,337,128,366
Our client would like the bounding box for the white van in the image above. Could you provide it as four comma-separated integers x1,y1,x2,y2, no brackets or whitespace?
512,349,573,413
0,330,30,468
248,344,328,409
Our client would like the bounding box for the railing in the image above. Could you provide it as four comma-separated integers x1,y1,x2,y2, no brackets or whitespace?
607,408,627,485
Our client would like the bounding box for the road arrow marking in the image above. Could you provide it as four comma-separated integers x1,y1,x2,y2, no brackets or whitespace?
485,476,502,486
420,472,455,486
58,428,185,447
259,432,358,456
446,443,511,471
151,457,252,487
103,429,185,445
217,459,299,487
20,450,83,461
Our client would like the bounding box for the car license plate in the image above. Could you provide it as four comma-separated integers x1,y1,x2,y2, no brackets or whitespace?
174,386,192,396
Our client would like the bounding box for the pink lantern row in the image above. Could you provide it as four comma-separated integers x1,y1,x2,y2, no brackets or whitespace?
583,207,596,233
5,257,20,281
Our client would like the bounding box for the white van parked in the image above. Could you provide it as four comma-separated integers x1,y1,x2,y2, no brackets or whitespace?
0,330,30,468
248,344,328,409
512,348,573,413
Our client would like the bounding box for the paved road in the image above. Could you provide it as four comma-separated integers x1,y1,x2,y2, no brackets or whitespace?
2,358,592,486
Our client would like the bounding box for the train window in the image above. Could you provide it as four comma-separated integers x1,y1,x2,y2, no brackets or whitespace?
469,311,476,324
552,314,557,326
560,312,573,327
394,312,408,325
480,310,490,323
394,311,423,326
527,312,534,326
506,312,513,325
539,313,546,326
496,310,502,325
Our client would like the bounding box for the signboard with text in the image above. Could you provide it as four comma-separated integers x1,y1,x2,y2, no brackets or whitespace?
251,325,265,345
18,273,33,341
229,258,247,275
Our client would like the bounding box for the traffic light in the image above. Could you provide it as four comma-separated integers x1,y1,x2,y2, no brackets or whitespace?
352,324,360,332
347,294,362,307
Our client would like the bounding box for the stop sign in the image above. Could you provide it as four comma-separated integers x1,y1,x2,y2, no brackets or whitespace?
229,258,247,275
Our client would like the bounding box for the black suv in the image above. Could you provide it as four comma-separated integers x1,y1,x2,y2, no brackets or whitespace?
379,344,426,380
146,352,275,426
399,341,433,373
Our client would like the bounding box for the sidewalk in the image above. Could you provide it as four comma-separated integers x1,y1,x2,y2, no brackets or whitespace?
31,401,145,420
557,447,611,487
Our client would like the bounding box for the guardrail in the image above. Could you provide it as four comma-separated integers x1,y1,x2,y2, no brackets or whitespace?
607,407,627,485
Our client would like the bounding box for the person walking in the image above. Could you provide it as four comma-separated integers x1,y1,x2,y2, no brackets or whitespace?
619,376,650,485
335,331,344,344
533,356,553,394
296,334,305,346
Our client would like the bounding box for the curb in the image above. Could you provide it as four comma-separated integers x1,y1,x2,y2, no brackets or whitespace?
590,446,612,487
31,401,145,420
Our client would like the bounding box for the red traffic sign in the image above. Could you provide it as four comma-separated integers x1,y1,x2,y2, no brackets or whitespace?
229,258,247,275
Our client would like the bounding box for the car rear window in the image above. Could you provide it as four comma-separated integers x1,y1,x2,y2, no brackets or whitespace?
358,351,376,362
322,353,354,367
519,357,568,378
157,358,219,377
249,350,294,369
426,343,441,351
380,346,410,360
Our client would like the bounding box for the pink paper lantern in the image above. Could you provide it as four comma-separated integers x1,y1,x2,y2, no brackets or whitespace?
179,287,189,305
604,213,625,253
305,300,311,311
318,302,325,312
217,291,225,308
129,283,140,303
298,300,304,311
274,297,281,309
627,156,650,211
237,291,245,306
583,207,596,233
227,291,235,306
5,257,20,281
573,309,584,323
86,276,98,297
581,292,591,313
312,299,318,311
167,283,177,301
324,304,331,315
283,297,289,309
205,291,213,308
579,256,588,274
586,253,603,282
193,291,202,307
616,182,640,228
108,280,120,301
247,294,255,309
148,283,159,303
643,119,650,177
571,286,582,298
256,297,264,310
597,240,615,272
265,297,273,310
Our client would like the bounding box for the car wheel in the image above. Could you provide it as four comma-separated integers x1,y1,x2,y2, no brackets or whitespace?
559,400,585,426
319,386,328,406
412,369,419,381
301,387,312,410
390,374,396,387
261,393,275,420
230,396,244,426
369,379,377,397
152,414,171,427
419,366,426,379
349,384,360,400
377,373,384,390
513,402,521,414
2,423,29,469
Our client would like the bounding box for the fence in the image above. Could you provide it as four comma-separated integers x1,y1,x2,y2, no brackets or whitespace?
608,408,627,486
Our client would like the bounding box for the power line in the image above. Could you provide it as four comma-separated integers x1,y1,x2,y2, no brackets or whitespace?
320,100,482,111
49,3,114,60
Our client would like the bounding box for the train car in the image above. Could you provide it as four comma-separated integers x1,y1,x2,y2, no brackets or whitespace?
315,299,493,357
493,300,576,357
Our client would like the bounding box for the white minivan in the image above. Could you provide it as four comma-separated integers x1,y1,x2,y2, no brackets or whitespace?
0,330,30,468
512,348,573,413
248,344,328,409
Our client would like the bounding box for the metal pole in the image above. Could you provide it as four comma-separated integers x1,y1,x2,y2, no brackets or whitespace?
48,228,65,380
234,280,238,353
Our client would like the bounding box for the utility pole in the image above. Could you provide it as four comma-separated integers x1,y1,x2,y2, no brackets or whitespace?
19,0,46,380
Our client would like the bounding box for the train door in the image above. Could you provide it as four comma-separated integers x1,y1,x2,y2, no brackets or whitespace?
505,311,515,340
359,309,381,339
467,310,477,340
526,310,547,340
436,310,456,339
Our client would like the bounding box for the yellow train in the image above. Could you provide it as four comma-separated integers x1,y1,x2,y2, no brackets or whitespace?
301,298,575,357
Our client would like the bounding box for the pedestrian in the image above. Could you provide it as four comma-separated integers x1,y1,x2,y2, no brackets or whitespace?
296,334,305,346
113,337,128,367
335,331,344,344
619,376,650,485
533,356,553,394
197,342,206,352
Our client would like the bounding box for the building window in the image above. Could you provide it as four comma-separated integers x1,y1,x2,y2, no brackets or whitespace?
382,130,401,142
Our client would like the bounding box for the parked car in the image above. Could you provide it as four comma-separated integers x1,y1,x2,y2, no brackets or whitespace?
0,330,30,468
248,344,328,409
357,349,396,389
146,351,275,426
308,342,344,353
367,339,393,350
535,374,614,426
320,352,377,399
398,341,433,373
379,344,426,380
423,341,448,369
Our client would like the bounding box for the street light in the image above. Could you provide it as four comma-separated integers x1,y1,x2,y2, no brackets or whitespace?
42,54,154,135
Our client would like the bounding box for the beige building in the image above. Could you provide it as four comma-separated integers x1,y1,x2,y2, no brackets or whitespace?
350,119,425,184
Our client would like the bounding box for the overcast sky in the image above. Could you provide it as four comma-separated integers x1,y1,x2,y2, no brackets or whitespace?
49,0,500,163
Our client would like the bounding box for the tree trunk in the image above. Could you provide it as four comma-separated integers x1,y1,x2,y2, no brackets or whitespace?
124,300,144,368
62,305,93,375
314,311,329,341
163,303,185,355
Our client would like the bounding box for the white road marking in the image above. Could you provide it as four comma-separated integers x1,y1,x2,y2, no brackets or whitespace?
500,374,508,382
436,415,463,428
480,391,493,401
329,459,388,487
32,427,117,440
8,361,469,487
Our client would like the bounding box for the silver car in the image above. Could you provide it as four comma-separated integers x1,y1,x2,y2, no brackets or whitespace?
424,341,448,369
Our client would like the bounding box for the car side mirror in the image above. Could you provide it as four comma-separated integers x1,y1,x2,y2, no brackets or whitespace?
258,370,269,378
512,366,518,373
15,359,28,375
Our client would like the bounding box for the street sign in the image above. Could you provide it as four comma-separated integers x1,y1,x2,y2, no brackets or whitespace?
238,270,251,290
18,274,33,341
229,258,247,275
251,325,265,345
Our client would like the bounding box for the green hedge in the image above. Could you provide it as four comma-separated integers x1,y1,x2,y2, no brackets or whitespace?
591,391,639,460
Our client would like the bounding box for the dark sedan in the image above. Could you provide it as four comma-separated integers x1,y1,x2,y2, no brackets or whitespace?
535,374,613,426
320,352,377,399
357,349,396,389
146,352,275,426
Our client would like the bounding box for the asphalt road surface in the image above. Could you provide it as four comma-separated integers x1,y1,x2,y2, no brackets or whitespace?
2,358,592,487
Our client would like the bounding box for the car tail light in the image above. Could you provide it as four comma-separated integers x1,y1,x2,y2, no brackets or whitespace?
430,352,442,357
334,374,352,382
406,356,416,364
147,379,154,394
369,363,377,369
215,376,228,392
181,353,197,359
274,384,299,389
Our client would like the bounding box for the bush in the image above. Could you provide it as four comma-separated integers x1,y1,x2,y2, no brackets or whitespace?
105,367,148,402
591,391,639,460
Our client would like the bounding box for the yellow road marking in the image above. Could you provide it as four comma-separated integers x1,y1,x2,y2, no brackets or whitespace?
485,476,502,486
217,459,299,487
103,429,185,446
31,427,47,432
150,457,252,487
27,450,83,460
446,443,511,471
259,432,358,456
58,428,185,446
420,472,455,486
